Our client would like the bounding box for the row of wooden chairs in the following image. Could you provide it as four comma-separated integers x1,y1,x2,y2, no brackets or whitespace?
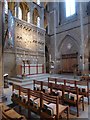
12,84,69,120
48,77,89,105
33,80,84,117
80,75,90,81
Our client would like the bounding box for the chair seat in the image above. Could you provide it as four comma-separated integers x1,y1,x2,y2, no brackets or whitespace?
2,108,25,120
69,93,83,101
47,103,67,115
34,98,49,107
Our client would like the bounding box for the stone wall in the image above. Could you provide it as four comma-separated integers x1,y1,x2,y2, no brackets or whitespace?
4,16,45,77
47,2,90,73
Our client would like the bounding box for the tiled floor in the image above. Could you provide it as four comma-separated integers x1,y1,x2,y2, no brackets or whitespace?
2,74,90,119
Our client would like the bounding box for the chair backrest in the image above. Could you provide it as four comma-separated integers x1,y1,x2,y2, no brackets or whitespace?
12,84,21,95
12,84,20,91
30,89,41,98
63,85,79,102
56,78,65,85
33,80,42,90
65,80,75,86
48,77,56,84
76,81,89,94
41,92,59,118
20,87,28,96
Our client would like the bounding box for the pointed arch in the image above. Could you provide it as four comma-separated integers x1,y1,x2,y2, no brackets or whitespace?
33,8,39,26
37,16,40,27
4,0,8,14
58,35,79,52
44,12,48,29
27,11,30,23
15,5,22,20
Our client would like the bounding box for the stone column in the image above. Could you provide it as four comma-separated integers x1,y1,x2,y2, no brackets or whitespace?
87,2,90,72
0,2,3,119
29,4,33,24
54,10,57,73
80,2,85,74
41,8,44,28
16,2,19,18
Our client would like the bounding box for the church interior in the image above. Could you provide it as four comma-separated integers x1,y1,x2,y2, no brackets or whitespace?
0,0,90,119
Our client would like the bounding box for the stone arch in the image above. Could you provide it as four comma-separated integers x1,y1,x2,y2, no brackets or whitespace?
14,2,30,21
27,11,30,23
33,8,39,25
58,35,79,56
8,2,15,16
44,12,47,29
4,0,8,14
44,2,48,8
20,2,29,21
58,35,79,73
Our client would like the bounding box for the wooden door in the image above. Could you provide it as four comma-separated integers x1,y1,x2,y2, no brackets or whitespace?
61,53,78,73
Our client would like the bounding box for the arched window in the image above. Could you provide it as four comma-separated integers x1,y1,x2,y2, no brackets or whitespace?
15,6,22,20
65,0,76,17
37,0,40,5
37,17,40,27
4,0,8,14
15,6,16,17
18,7,22,20
27,12,30,23
33,8,39,25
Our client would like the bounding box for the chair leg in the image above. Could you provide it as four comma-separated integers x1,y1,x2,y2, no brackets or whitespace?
82,96,84,111
67,107,69,120
28,109,31,119
19,106,21,113
88,96,89,105
77,105,79,117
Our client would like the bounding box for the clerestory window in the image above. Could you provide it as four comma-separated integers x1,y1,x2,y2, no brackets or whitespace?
65,0,76,17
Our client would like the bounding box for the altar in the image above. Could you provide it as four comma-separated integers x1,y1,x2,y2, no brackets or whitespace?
16,63,44,77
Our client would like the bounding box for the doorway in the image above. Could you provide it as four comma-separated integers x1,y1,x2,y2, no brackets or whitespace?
61,53,78,73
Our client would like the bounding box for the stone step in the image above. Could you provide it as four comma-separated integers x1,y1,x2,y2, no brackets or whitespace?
8,74,50,82
8,74,50,86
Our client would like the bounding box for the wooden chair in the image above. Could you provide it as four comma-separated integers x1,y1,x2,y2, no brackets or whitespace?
65,80,76,87
40,92,69,120
62,85,84,117
12,85,30,118
48,77,56,84
28,89,41,115
12,84,21,103
80,75,90,81
33,80,51,94
2,104,26,120
33,80,42,91
56,78,65,85
75,81,89,105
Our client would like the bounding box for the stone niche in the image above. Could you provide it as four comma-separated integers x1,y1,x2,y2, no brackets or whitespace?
4,17,45,77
